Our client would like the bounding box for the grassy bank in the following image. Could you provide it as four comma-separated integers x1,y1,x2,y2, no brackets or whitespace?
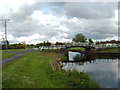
3,51,100,88
2,53,15,60
1,49,27,60
1,49,26,52
99,47,120,52
67,47,85,51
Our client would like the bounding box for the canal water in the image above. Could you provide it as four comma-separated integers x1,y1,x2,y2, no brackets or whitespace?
62,51,119,88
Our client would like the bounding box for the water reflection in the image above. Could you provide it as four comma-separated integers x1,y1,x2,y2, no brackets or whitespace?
68,51,96,62
62,51,119,88
68,51,82,61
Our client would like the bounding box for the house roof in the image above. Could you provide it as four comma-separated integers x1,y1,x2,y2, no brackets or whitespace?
99,41,120,44
51,43,56,45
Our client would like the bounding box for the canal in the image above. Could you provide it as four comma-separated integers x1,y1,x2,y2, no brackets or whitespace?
62,51,120,88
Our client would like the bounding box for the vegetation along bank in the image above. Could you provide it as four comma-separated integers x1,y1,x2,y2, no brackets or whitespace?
2,51,100,88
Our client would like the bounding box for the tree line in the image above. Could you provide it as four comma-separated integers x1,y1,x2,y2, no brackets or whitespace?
2,33,117,50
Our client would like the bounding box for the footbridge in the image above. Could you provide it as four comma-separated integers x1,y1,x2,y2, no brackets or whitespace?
64,42,95,49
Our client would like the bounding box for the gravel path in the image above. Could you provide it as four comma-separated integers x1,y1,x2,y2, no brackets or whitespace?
1,49,35,65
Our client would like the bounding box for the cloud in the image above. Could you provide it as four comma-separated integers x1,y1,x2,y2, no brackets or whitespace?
64,2,117,19
0,1,118,44
55,25,69,32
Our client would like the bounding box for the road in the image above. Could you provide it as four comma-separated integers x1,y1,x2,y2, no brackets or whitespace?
1,49,35,65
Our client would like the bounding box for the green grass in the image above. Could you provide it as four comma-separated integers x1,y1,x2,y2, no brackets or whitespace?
1,49,27,60
2,51,100,88
68,47,85,51
1,49,26,52
41,49,57,51
100,47,120,52
60,55,68,62
2,53,15,60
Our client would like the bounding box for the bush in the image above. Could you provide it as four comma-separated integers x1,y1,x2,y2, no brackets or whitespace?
2,44,26,49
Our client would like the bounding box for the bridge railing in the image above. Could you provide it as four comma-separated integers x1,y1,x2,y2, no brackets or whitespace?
65,42,95,48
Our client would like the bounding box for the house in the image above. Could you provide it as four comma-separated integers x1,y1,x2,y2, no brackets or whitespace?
96,41,120,48
51,43,56,46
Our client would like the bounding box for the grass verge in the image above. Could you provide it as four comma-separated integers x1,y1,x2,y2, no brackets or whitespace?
68,47,85,51
1,49,26,53
2,51,100,88
2,53,15,60
99,47,120,52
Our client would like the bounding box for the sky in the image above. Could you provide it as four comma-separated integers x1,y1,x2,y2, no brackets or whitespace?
0,0,119,44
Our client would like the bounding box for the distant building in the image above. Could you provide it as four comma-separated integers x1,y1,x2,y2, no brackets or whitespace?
51,43,56,46
96,41,120,48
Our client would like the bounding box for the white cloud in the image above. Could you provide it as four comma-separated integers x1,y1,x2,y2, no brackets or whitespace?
31,10,59,26
15,33,45,44
114,10,118,22
7,34,15,41
50,36,71,43
55,25,69,32
0,2,118,44
0,0,36,13
0,31,4,41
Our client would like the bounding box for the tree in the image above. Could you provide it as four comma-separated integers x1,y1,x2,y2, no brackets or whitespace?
43,41,46,50
96,41,100,45
56,42,59,49
72,33,87,42
110,40,116,42
2,40,9,45
35,43,43,48
46,41,51,49
42,41,51,50
56,42,62,49
88,38,94,45
29,44,35,48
